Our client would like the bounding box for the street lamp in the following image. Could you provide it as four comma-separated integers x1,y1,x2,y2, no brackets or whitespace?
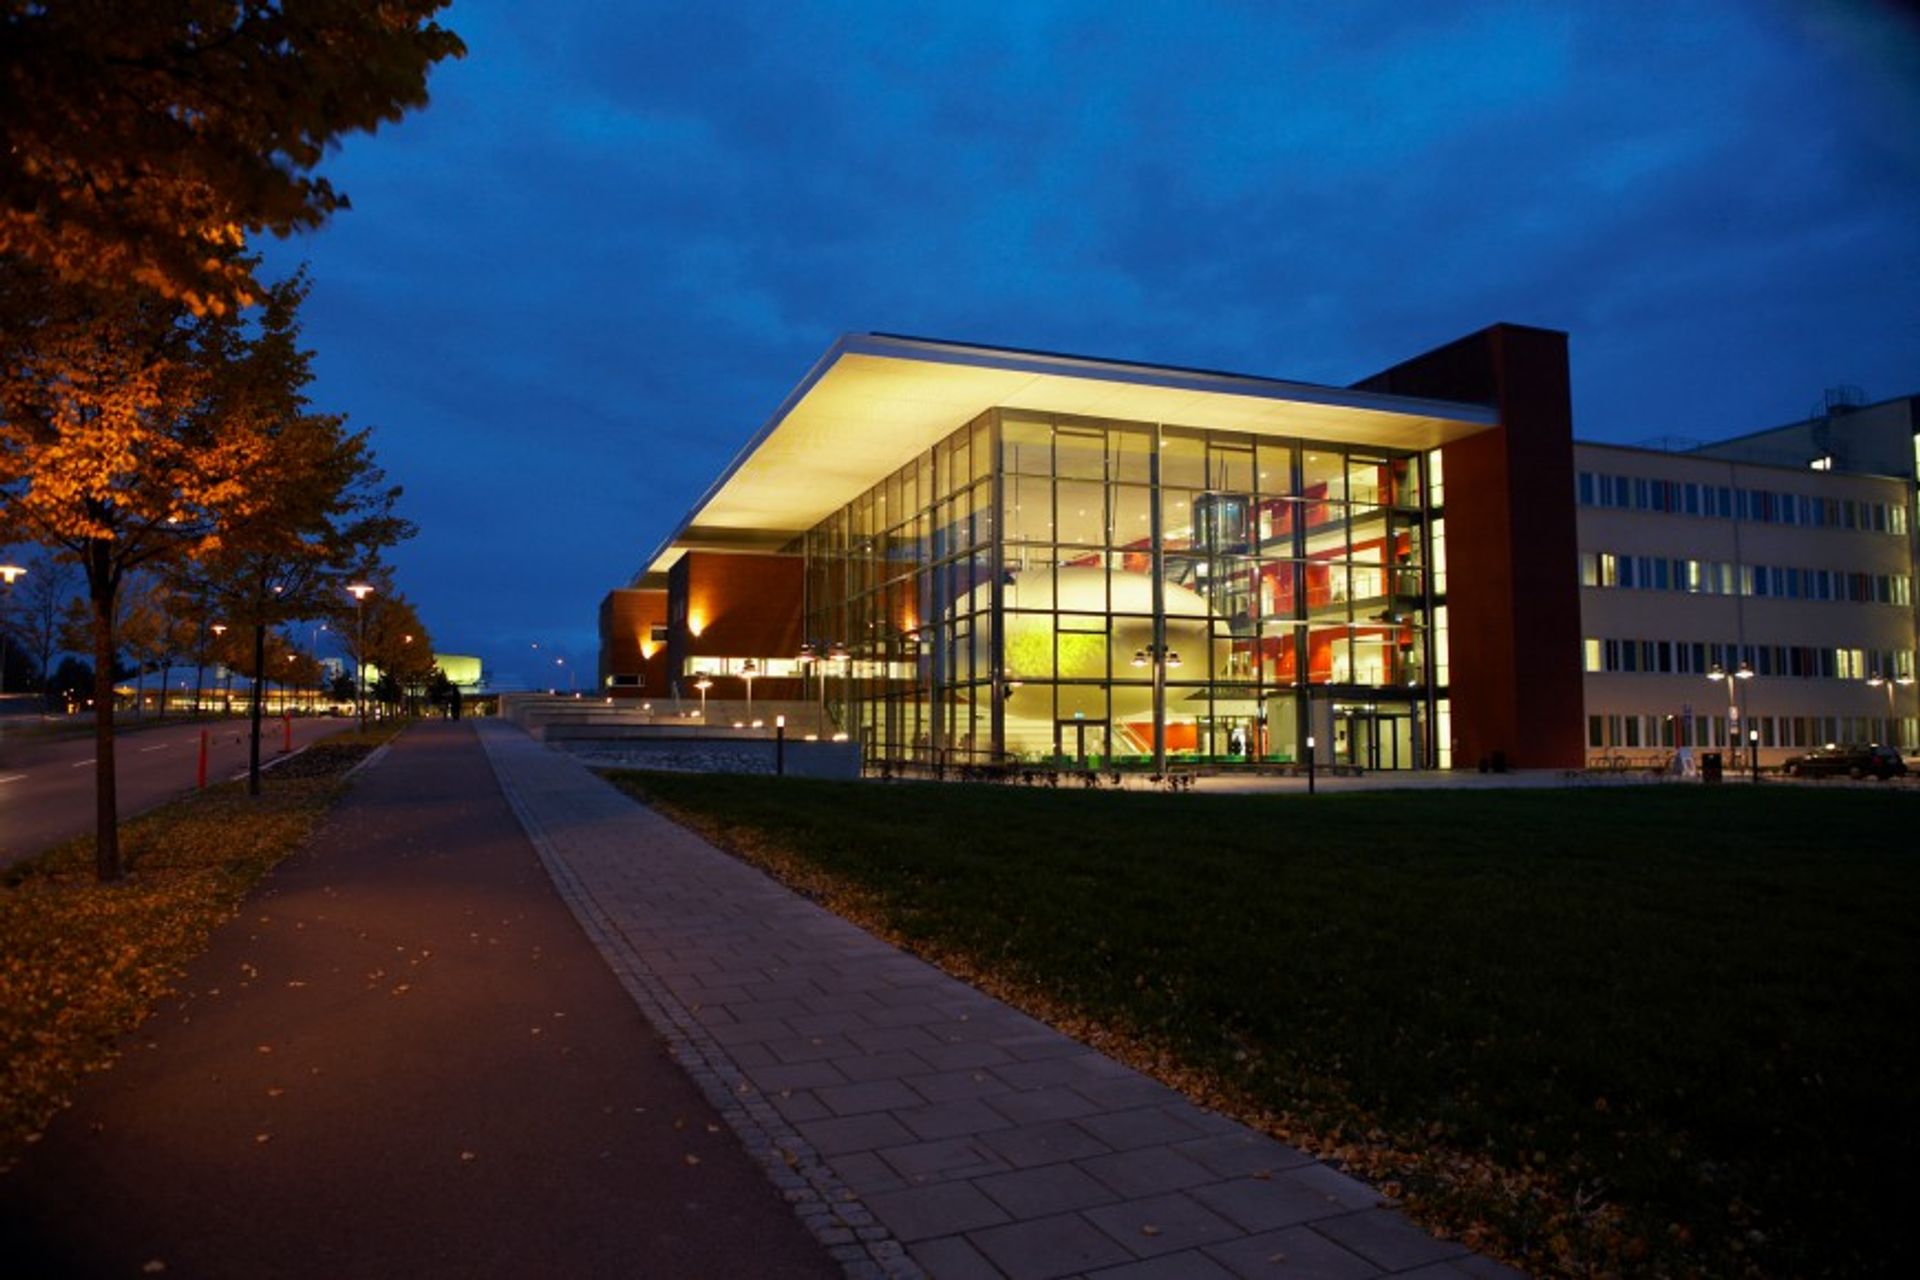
740,658,758,722
1867,669,1915,750
0,562,24,696
1132,644,1183,775
347,582,374,730
211,622,230,713
1706,660,1753,769
694,673,712,722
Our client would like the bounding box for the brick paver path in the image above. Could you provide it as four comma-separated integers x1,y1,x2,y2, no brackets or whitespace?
479,721,1526,1280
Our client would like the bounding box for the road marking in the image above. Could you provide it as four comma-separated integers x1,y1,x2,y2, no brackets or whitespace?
71,759,95,768
0,774,26,785
140,744,169,753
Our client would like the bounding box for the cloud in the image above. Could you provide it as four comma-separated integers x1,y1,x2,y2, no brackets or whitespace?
258,0,1920,670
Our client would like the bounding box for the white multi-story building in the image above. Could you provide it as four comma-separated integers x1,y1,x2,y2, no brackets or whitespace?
1576,393,1919,766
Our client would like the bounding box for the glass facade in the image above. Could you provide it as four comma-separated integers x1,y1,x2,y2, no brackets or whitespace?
803,410,1442,772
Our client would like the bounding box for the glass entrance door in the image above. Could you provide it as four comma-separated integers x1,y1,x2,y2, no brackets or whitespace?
1056,718,1108,768
1335,703,1418,770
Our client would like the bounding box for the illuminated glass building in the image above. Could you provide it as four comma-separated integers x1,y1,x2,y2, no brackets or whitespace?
603,325,1596,772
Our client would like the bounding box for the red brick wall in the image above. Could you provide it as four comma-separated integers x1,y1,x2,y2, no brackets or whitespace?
1354,325,1585,769
597,589,670,697
667,552,806,698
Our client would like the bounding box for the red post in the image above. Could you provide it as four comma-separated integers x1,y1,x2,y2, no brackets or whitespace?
197,729,209,789
283,714,293,754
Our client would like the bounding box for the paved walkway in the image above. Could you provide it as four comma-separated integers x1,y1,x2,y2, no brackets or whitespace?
478,720,1525,1279
0,723,836,1279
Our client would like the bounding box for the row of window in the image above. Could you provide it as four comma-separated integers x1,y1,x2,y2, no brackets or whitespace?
1580,552,1912,605
1576,471,1908,534
1582,637,1914,680
1588,713,1913,751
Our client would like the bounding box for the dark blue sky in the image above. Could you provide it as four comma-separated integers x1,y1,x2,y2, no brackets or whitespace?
258,0,1919,687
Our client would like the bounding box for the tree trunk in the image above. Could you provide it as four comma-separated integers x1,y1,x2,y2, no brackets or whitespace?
158,661,171,718
88,546,122,882
193,659,206,715
248,621,266,796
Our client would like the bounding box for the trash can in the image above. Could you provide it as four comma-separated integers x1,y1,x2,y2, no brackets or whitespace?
1701,752,1723,784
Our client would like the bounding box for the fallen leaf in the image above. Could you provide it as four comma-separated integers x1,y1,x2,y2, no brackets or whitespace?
1141,1224,1162,1237
254,1133,271,1144
460,1150,477,1162
141,1262,166,1274
684,1153,702,1166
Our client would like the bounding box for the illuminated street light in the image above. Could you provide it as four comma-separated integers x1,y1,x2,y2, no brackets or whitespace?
1706,660,1754,770
1867,668,1916,750
694,673,713,722
347,582,374,730
0,562,24,696
741,658,758,722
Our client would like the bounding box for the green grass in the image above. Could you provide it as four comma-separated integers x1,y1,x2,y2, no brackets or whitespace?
605,774,1917,1279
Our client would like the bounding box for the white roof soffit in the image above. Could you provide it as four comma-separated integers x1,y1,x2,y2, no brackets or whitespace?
642,334,1497,577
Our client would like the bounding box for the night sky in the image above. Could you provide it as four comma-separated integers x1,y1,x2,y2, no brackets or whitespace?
252,0,1919,687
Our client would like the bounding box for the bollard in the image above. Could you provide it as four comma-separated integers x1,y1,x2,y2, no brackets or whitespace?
775,714,786,776
1306,734,1317,795
197,729,209,789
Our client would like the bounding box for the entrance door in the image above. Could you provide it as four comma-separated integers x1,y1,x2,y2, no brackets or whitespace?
1056,718,1108,768
1336,705,1415,770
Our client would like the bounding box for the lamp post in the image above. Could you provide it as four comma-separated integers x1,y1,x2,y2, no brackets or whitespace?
0,562,25,696
347,582,373,731
1867,669,1915,750
211,623,230,713
694,673,712,723
1706,659,1753,769
740,658,758,723
1131,643,1183,776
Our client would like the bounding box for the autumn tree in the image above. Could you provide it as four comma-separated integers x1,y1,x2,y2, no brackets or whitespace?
342,590,432,717
0,1,463,313
1,259,283,880
180,275,412,792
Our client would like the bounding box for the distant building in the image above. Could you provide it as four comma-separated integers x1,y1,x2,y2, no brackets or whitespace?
599,331,1916,772
1577,394,1917,766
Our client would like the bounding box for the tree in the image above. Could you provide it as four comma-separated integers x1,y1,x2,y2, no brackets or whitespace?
14,553,78,709
1,261,284,880
180,274,412,791
0,2,464,313
349,591,432,716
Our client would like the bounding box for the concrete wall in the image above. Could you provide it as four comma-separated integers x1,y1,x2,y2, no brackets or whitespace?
562,736,861,779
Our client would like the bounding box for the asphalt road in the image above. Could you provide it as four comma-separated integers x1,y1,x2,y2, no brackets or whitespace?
0,716,351,868
0,721,837,1279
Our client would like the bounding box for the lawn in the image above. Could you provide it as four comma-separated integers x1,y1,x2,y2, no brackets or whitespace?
0,729,397,1170
605,774,1917,1279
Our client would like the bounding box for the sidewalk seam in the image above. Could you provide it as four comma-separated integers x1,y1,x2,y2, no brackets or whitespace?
478,723,918,1280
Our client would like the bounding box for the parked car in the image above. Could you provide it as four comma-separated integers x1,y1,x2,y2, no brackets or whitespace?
1782,743,1908,780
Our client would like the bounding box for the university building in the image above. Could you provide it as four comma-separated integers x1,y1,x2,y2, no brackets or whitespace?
599,327,1917,772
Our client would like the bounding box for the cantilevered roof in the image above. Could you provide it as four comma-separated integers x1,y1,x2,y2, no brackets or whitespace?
639,334,1498,581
